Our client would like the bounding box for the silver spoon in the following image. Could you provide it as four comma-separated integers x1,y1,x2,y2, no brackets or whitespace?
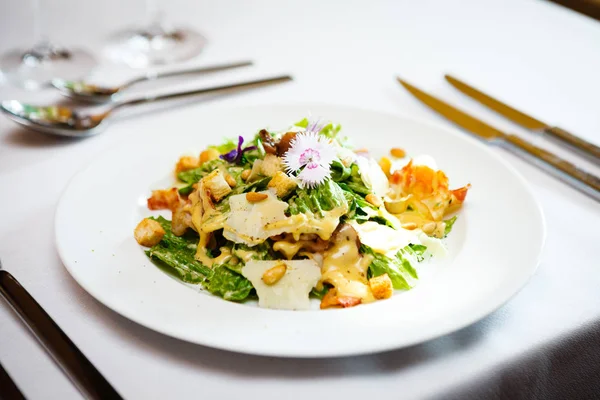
1,75,292,137
51,60,253,103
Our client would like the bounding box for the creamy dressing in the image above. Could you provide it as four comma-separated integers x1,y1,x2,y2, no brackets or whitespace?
233,248,262,264
273,240,304,259
189,185,227,266
265,206,346,241
320,225,375,303
223,191,347,246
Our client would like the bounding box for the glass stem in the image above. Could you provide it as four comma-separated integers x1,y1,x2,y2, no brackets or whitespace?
146,0,168,32
32,0,48,47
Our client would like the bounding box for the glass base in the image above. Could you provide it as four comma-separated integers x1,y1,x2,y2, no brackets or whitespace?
104,26,207,68
0,44,96,90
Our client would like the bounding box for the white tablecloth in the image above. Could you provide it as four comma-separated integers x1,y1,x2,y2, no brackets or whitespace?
1,1,599,398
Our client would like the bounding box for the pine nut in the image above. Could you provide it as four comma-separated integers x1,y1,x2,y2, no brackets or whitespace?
262,263,287,285
246,192,268,203
225,174,237,187
241,169,251,181
365,194,382,207
422,222,436,234
401,222,418,230
390,148,406,158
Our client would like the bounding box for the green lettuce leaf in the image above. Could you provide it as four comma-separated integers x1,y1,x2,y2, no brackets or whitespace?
330,160,352,182
340,186,373,222
177,162,247,196
177,159,225,184
362,244,421,290
231,243,274,269
209,138,237,154
444,216,458,237
407,244,427,262
287,179,348,216
319,122,342,138
230,176,271,196
145,216,210,282
294,118,309,128
332,163,369,195
310,286,331,299
293,118,341,139
144,216,254,302
204,265,254,301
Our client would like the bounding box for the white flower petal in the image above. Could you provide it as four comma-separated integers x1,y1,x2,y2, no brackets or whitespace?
281,130,338,187
298,165,329,188
283,145,305,172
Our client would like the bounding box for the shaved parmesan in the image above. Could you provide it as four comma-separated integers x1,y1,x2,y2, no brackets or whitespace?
356,156,389,197
223,191,289,246
350,221,420,257
242,260,321,310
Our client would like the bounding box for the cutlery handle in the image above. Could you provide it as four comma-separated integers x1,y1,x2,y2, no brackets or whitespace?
125,60,254,88
0,270,123,400
543,126,600,164
116,75,292,110
0,362,25,400
503,134,600,201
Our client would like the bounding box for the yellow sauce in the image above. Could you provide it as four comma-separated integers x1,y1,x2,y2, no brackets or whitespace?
273,240,304,259
233,248,261,263
189,182,232,267
320,225,375,303
265,206,347,241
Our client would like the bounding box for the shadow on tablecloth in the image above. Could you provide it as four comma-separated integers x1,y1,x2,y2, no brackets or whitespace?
439,318,600,400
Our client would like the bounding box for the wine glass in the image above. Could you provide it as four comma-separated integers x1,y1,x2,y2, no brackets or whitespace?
0,0,96,90
103,0,207,68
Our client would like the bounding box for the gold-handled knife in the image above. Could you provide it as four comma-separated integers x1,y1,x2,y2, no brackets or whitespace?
397,77,600,202
444,75,600,164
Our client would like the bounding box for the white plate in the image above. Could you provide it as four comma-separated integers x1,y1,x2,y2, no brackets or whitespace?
55,103,545,357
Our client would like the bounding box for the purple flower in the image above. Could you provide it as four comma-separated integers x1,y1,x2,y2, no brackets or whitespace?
220,136,256,164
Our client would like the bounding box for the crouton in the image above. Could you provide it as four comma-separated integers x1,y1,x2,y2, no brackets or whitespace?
172,200,193,236
260,154,283,177
320,289,362,309
175,155,199,173
147,188,181,211
268,171,297,198
199,148,220,165
134,219,165,247
369,273,393,300
202,170,232,202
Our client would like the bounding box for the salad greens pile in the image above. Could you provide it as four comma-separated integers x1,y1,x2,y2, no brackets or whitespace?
142,118,460,305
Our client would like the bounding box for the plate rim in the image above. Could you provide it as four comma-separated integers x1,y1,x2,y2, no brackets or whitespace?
54,101,546,357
